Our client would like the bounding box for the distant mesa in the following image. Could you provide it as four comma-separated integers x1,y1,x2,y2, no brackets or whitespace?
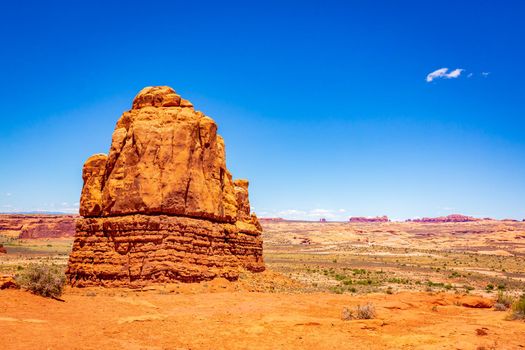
407,214,480,223
349,216,389,223
319,218,327,223
66,86,264,287
0,214,77,239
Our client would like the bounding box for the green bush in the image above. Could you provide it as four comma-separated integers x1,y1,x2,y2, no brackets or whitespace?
16,263,65,298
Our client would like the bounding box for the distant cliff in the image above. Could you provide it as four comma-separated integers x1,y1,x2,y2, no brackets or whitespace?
407,214,480,223
0,214,77,239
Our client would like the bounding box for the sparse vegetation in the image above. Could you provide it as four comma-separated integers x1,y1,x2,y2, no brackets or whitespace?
496,291,514,309
15,263,65,299
355,303,376,319
341,303,376,320
510,294,525,320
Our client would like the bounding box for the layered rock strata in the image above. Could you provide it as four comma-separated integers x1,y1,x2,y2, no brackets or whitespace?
0,214,77,239
66,86,264,287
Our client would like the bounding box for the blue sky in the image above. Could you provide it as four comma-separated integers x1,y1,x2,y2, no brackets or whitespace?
0,0,524,220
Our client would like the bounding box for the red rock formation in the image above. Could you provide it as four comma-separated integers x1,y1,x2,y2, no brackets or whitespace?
408,214,480,223
0,214,77,239
319,218,327,223
66,86,264,287
0,244,6,254
349,216,389,223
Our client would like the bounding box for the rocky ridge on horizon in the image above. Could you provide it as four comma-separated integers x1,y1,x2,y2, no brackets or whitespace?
407,214,481,223
349,216,390,223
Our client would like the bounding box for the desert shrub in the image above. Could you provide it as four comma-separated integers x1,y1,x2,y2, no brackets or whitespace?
15,263,65,298
341,306,353,320
496,291,514,309
510,294,525,320
341,303,376,320
356,303,376,319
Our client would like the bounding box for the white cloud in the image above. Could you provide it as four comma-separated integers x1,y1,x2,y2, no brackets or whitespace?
481,72,490,77
278,209,306,217
467,73,473,78
426,68,464,82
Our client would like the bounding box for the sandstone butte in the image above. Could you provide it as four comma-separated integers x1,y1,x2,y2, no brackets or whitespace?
66,86,264,287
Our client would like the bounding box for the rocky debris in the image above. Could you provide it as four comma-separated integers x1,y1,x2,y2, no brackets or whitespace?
0,244,6,254
67,86,264,287
349,216,389,223
0,214,77,239
0,275,18,289
407,214,480,223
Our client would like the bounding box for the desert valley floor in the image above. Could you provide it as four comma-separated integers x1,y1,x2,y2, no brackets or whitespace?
2,219,525,349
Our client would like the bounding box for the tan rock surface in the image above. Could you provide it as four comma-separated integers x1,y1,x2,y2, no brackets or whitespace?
67,86,264,287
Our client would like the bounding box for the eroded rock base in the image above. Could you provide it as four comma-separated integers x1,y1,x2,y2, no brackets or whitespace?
66,215,264,287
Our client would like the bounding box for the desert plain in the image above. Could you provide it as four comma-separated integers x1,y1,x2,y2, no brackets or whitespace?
2,218,525,349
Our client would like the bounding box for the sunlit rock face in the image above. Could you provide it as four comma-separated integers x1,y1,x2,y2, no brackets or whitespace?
67,86,264,287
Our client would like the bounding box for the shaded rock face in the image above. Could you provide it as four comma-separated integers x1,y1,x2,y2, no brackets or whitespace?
67,86,264,287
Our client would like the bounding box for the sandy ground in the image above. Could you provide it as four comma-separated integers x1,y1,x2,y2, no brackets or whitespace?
2,220,525,349
1,281,525,350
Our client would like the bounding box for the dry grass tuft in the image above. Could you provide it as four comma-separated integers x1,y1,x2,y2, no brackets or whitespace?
341,303,377,320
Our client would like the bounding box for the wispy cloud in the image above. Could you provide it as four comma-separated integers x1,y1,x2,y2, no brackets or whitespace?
426,68,464,82
481,72,490,77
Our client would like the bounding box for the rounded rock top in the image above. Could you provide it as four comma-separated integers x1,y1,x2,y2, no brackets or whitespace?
132,86,193,109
